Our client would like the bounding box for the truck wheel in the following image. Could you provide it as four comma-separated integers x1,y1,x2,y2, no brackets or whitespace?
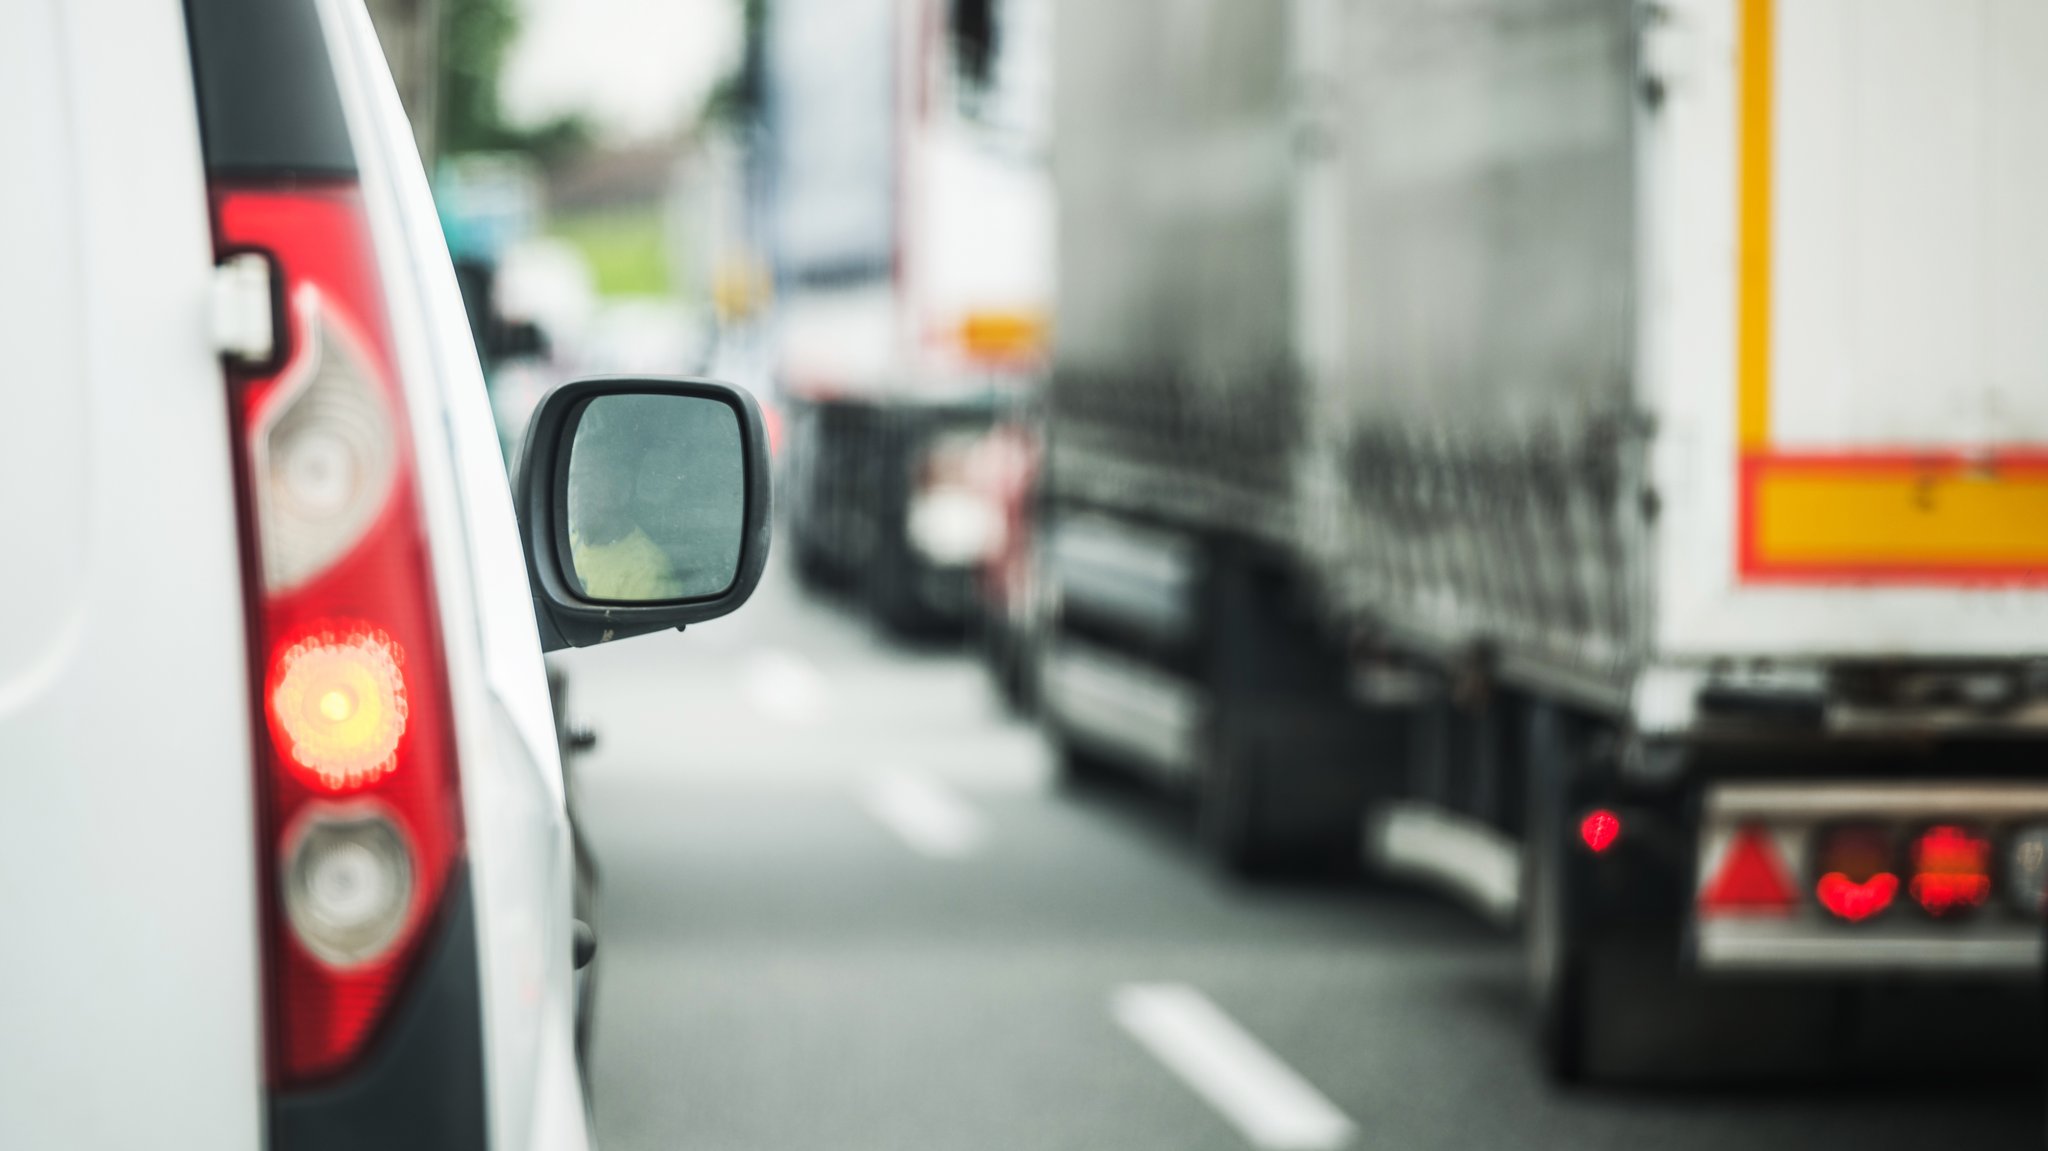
1197,721,1265,875
991,636,1037,715
792,540,836,595
1203,702,1378,878
1054,738,1120,790
984,598,1045,716
1200,715,1333,877
1524,819,1591,1082
1522,705,1840,1084
1521,702,1608,1082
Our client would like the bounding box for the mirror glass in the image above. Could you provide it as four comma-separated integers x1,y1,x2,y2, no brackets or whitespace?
564,394,745,603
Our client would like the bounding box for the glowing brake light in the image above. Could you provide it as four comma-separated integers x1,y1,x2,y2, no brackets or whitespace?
1816,871,1898,922
269,627,408,790
1908,825,1992,918
1813,824,1898,923
1579,810,1621,853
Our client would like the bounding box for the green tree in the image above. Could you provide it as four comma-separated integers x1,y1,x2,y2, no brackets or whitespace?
703,0,766,128
439,0,590,160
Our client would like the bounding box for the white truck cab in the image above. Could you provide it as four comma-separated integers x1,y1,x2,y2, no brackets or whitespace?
0,1,769,1147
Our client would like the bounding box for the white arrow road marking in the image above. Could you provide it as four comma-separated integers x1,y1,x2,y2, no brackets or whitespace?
863,772,986,858
1113,983,1356,1151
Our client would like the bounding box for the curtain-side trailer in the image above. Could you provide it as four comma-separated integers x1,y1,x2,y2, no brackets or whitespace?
1042,0,2048,1080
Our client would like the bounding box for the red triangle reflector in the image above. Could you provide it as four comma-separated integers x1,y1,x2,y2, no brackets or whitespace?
1700,824,1797,916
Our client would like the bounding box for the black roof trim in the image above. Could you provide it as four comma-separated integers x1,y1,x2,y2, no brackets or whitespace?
184,0,357,178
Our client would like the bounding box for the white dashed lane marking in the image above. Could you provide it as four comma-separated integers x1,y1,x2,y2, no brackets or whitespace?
863,772,986,859
1113,983,1356,1151
742,648,829,725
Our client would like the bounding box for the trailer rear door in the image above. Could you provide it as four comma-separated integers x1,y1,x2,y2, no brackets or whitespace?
1654,0,2048,658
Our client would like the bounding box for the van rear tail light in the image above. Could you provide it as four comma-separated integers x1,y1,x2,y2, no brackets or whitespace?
269,627,408,790
283,807,416,967
1908,825,1992,918
2004,826,2048,917
253,294,398,590
213,184,463,1086
1812,824,1898,923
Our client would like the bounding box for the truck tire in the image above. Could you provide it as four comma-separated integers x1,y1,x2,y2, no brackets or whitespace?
867,551,934,637
1523,703,1649,1083
1523,704,1840,1084
1200,703,1377,878
982,581,1045,716
791,535,837,595
1196,546,1377,877
1052,736,1122,791
989,632,1039,715
1196,717,1266,875
1524,792,1591,1082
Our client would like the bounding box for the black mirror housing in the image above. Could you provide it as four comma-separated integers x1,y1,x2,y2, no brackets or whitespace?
515,376,772,650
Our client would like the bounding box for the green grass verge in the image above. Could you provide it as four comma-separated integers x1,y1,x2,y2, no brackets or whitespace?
549,208,670,297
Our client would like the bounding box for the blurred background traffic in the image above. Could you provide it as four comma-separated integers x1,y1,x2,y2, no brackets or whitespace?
376,0,2044,1146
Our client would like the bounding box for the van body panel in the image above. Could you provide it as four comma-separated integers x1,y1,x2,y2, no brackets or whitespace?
318,3,584,1145
0,1,265,1146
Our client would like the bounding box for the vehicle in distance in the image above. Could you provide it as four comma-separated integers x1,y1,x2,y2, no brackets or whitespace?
0,1,770,1147
1040,0,2048,1081
767,0,1053,634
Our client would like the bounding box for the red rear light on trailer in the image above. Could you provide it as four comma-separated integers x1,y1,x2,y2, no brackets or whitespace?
213,184,464,1085
1579,809,1622,853
1698,823,1797,916
1812,824,1899,923
1908,825,1992,918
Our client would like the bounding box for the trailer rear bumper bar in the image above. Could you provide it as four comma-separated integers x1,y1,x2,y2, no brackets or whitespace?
1692,780,2048,976
1697,924,2039,973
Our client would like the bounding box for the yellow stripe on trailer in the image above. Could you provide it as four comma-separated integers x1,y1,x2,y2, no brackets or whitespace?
1737,0,1776,452
1745,456,2048,579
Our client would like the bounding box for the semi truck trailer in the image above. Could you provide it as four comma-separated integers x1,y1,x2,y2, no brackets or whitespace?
1042,0,2048,1080
762,0,1053,632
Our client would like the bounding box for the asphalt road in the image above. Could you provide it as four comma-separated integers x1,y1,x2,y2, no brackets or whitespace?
554,560,2043,1151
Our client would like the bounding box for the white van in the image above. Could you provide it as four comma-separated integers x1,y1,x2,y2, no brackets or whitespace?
0,1,770,1147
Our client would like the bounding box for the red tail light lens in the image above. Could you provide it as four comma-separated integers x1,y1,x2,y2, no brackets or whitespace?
1908,825,1992,918
1579,809,1622,853
214,184,463,1085
1699,823,1797,916
1816,871,1898,922
1813,824,1898,923
269,627,409,790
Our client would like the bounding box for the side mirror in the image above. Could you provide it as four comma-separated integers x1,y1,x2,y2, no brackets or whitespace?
516,377,772,650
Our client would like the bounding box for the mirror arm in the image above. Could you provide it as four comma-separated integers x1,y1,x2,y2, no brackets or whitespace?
533,595,570,654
